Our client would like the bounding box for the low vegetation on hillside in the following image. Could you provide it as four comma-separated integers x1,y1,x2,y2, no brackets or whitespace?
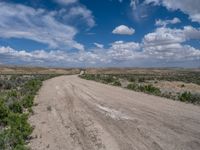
0,74,58,150
79,71,200,105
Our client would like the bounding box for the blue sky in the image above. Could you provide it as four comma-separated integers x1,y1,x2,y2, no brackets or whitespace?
0,0,200,67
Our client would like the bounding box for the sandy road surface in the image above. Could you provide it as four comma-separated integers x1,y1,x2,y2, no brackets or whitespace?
29,75,200,150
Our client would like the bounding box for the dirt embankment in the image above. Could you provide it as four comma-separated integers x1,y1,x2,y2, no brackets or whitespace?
29,75,200,150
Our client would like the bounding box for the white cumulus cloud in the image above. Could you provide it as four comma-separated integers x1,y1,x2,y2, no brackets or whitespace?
0,2,85,50
183,26,200,40
107,41,141,61
145,0,200,23
155,17,181,26
142,26,200,61
112,25,135,35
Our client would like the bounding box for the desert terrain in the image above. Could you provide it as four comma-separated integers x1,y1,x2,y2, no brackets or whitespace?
1,0,200,149
0,68,200,150
29,75,200,150
0,66,81,74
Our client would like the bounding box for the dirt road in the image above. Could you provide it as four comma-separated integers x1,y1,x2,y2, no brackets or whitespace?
29,75,200,150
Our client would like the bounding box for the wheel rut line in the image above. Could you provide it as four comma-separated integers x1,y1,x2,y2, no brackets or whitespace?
63,82,107,150
68,82,142,149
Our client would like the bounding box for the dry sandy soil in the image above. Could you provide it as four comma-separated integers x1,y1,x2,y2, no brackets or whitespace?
29,75,200,150
153,81,200,94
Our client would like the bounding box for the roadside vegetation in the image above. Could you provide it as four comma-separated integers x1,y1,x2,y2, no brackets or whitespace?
0,74,58,150
79,71,200,105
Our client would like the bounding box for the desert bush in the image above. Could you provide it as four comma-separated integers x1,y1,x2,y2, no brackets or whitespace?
7,90,18,98
112,80,121,86
0,129,11,150
116,71,200,85
127,84,161,95
0,103,31,149
21,95,34,108
80,74,95,80
127,83,137,90
101,76,115,83
178,92,192,102
23,79,42,95
143,84,161,95
5,90,20,110
0,119,31,149
189,93,200,104
14,144,28,150
0,99,9,125
6,113,33,140
179,92,200,104
9,101,23,113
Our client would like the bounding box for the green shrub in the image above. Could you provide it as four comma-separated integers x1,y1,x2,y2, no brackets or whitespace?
22,95,34,108
80,74,95,80
101,76,115,83
113,81,121,86
7,90,18,98
0,129,10,149
6,113,33,140
179,92,200,104
23,79,42,95
143,84,161,95
127,83,137,90
0,128,26,149
14,144,28,150
127,84,161,96
0,100,9,125
9,101,23,113
190,93,200,104
0,113,32,149
178,92,192,102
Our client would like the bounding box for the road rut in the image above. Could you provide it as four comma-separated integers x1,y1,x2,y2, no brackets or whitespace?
29,75,200,150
